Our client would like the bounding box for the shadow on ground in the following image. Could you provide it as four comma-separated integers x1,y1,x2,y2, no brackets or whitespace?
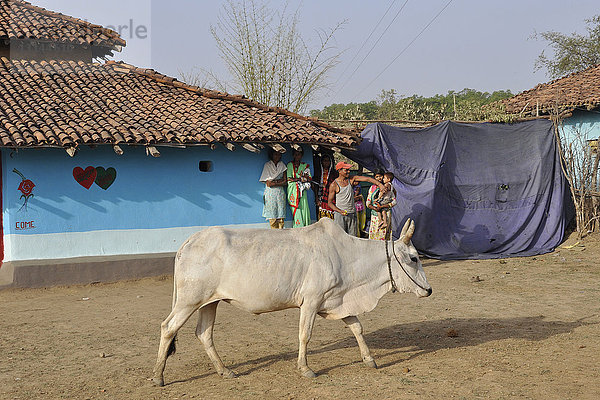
169,315,595,384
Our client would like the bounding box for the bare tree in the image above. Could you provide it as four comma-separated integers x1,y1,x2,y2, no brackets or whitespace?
556,120,600,236
210,0,344,114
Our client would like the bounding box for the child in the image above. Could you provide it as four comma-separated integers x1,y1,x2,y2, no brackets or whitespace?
374,172,395,229
353,183,366,236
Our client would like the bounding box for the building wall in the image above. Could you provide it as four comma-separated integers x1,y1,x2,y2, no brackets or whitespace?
2,145,315,262
561,109,600,189
562,109,600,142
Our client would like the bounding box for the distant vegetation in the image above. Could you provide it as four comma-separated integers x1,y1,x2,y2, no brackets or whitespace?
310,88,514,122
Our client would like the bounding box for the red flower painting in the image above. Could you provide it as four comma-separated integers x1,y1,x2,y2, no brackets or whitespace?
13,168,35,211
18,179,35,196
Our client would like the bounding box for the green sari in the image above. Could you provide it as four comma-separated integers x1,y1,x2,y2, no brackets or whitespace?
287,162,311,227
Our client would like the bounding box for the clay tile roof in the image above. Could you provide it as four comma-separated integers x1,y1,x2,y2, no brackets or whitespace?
0,57,360,149
500,64,600,116
0,0,125,50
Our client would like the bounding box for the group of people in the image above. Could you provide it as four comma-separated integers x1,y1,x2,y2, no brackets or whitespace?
259,149,397,240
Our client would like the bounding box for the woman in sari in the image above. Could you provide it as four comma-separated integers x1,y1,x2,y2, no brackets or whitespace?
366,170,396,240
316,154,337,220
259,149,287,229
287,148,312,227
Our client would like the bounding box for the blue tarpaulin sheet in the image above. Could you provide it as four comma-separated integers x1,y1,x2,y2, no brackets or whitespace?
345,120,572,259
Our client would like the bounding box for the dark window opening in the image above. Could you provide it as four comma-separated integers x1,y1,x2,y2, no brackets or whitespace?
199,161,213,172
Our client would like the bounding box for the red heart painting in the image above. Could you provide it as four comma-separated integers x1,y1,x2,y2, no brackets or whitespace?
73,166,97,189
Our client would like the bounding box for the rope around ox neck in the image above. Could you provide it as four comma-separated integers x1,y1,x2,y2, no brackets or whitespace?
384,238,399,293
385,238,430,293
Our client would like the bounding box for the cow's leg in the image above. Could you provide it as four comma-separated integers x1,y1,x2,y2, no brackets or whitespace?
152,303,197,387
297,305,318,378
342,316,377,369
195,301,236,379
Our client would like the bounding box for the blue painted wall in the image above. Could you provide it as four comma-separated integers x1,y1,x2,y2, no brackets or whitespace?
2,145,316,260
562,109,600,142
561,109,600,189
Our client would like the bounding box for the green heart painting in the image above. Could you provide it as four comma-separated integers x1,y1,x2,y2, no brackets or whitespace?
94,167,117,190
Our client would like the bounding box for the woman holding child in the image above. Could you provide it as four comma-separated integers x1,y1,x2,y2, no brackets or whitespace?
366,169,397,240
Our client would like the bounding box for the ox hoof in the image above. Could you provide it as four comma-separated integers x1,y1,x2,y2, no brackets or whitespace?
364,359,378,369
299,368,317,378
151,377,164,387
220,369,237,379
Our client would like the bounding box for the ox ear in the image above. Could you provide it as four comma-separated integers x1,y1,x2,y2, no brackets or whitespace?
401,219,415,245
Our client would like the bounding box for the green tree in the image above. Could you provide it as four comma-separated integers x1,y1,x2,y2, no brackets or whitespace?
534,15,600,78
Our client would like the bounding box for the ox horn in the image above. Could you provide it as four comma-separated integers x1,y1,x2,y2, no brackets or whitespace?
401,218,415,244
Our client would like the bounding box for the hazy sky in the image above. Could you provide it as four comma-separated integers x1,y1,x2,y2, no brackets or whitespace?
34,0,600,111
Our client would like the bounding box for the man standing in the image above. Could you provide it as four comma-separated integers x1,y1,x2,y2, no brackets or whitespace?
328,161,386,236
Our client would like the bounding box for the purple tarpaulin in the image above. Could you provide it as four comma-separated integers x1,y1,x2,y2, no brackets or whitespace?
345,120,573,259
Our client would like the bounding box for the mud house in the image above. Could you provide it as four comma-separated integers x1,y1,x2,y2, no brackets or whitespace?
500,65,600,152
0,0,359,288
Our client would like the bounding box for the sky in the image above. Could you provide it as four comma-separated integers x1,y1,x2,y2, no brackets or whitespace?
34,0,600,112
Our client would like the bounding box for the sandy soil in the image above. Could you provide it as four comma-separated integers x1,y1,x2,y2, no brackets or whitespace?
0,233,599,400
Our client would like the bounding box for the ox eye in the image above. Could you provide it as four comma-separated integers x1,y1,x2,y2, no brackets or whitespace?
410,256,418,263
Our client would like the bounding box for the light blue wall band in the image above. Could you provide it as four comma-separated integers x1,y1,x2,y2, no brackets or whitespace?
2,145,316,260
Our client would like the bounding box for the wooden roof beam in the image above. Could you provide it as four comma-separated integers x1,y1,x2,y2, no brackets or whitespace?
146,146,160,157
242,143,261,153
224,143,236,152
65,147,77,157
269,143,286,153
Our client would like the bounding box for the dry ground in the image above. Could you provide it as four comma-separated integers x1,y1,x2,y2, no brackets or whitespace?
0,234,599,400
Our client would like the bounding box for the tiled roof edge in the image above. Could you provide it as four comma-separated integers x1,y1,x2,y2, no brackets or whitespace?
499,63,600,113
104,60,361,139
534,63,600,89
5,0,126,48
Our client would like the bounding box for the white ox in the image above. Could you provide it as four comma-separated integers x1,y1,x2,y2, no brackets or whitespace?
152,218,431,386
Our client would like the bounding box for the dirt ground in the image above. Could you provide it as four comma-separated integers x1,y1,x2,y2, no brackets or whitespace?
1,233,599,400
